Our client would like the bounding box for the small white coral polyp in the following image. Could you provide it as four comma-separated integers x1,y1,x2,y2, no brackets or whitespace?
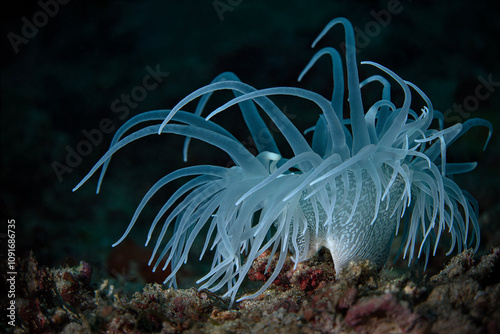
74,17,492,304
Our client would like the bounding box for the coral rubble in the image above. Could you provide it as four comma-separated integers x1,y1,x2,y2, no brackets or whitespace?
5,247,499,333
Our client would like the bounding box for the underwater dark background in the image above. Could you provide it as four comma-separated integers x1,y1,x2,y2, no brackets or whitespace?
2,0,500,292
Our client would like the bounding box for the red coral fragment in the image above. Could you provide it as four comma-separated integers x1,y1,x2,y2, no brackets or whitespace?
247,250,334,294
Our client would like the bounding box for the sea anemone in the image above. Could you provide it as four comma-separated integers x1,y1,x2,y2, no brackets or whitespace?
74,17,492,304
